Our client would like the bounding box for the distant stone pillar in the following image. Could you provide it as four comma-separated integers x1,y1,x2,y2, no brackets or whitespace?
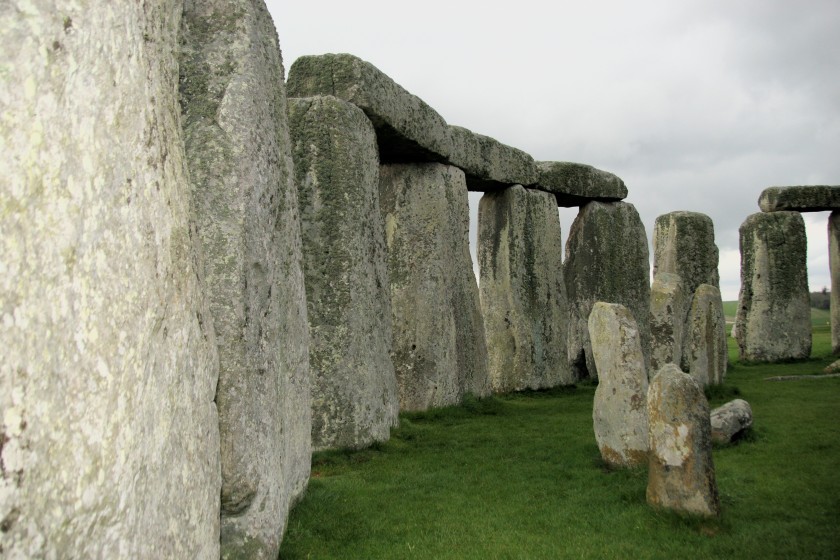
830,211,840,354
379,163,490,410
653,211,720,296
736,212,811,362
685,284,728,385
649,273,689,373
478,185,572,393
288,96,399,451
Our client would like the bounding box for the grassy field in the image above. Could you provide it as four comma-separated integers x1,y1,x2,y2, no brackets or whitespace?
280,327,840,559
722,301,832,328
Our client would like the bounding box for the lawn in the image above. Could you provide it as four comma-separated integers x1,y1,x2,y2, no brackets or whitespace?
280,327,840,559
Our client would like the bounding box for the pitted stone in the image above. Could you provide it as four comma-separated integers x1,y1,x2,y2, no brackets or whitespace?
380,163,490,410
535,161,628,207
759,185,840,213
710,399,753,444
649,273,689,373
685,284,727,385
652,211,720,296
448,126,538,190
647,364,721,517
565,201,651,379
736,212,811,362
288,96,399,452
180,3,311,557
478,185,572,393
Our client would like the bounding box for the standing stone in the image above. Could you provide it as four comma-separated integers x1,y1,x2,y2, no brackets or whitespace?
736,212,811,362
380,163,490,410
647,364,721,517
288,96,399,451
180,3,310,557
653,211,720,297
588,303,649,468
478,185,572,393
710,399,753,444
830,212,840,354
684,284,728,385
1,4,219,558
649,273,689,374
565,201,651,379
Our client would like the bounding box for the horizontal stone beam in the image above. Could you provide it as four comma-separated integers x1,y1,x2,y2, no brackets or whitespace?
759,185,840,212
535,161,627,207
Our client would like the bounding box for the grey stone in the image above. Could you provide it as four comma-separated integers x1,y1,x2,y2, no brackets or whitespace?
736,212,811,362
380,163,491,410
830,211,840,354
478,185,572,393
647,365,721,517
649,273,689,374
565,201,651,379
448,126,538,190
710,399,753,444
685,284,728,385
1,4,219,558
180,3,310,557
589,303,650,467
759,185,840,212
535,161,628,207
652,211,720,297
288,96,399,451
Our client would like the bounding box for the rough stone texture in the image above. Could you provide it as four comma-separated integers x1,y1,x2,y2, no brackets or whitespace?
736,212,811,362
1,3,220,558
448,126,538,190
535,161,627,207
647,364,721,517
589,303,649,467
288,96,399,451
649,273,689,374
380,163,491,410
758,185,840,213
684,284,728,386
652,211,720,297
830,211,840,354
478,185,572,393
565,201,651,379
710,399,753,444
180,3,310,557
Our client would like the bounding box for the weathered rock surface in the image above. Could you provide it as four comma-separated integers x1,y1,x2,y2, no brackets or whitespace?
652,211,720,297
535,161,628,207
824,358,840,373
685,284,728,385
710,399,753,444
830,211,840,354
448,126,538,190
180,3,310,557
588,303,649,467
1,4,220,558
736,212,811,362
649,273,689,373
288,96,399,451
647,365,721,517
478,185,572,393
759,185,840,213
380,163,490,410
565,202,651,379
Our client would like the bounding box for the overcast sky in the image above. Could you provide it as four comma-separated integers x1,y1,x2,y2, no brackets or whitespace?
271,0,840,301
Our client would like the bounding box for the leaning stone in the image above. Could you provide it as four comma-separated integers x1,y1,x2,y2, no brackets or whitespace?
288,96,399,452
684,285,728,385
649,273,689,374
589,303,649,467
565,201,651,379
448,126,538,190
478,185,573,393
380,163,491,410
710,399,753,444
647,365,721,517
830,211,840,354
652,211,720,296
535,161,628,207
180,3,311,557
758,185,840,212
735,212,811,362
1,5,219,558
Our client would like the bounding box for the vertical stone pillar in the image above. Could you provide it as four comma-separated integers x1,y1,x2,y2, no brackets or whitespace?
180,2,310,557
288,96,399,451
830,211,840,354
652,211,720,296
379,163,490,411
685,284,728,385
649,272,689,373
478,185,572,393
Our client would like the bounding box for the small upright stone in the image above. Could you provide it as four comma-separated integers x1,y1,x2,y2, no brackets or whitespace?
758,185,840,213
647,364,721,517
653,211,720,297
589,303,649,468
535,161,628,207
649,273,689,373
684,284,728,385
830,211,840,354
710,399,753,444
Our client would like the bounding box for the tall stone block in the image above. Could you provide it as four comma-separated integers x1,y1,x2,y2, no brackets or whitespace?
380,164,490,410
1,4,220,558
565,201,651,379
180,3,310,557
478,185,572,393
830,211,840,354
685,284,727,385
736,212,811,362
653,211,720,297
649,273,689,373
288,96,399,451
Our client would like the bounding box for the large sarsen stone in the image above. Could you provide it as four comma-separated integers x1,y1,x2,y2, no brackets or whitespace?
653,211,720,297
758,185,840,213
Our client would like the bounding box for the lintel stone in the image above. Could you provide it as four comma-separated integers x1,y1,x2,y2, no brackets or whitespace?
759,185,840,213
535,161,628,207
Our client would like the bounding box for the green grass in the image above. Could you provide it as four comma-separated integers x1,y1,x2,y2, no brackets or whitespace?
281,330,840,559
722,301,832,328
